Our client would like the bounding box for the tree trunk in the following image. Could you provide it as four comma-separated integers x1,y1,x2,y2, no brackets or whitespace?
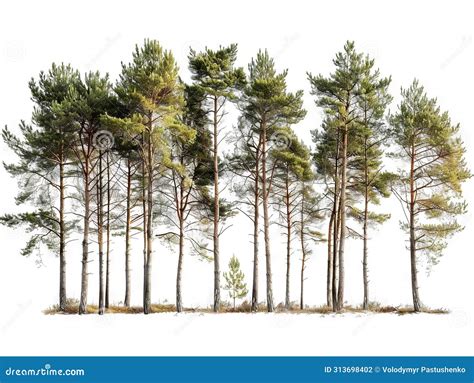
410,143,421,312
299,190,306,310
331,128,341,312
362,144,369,310
58,157,67,311
144,125,153,315
105,151,111,309
176,173,185,313
261,118,274,312
176,218,184,313
331,189,340,310
251,141,260,312
124,158,132,307
141,154,148,312
326,212,334,308
212,96,221,312
285,170,291,310
98,151,105,315
336,126,348,311
79,158,90,315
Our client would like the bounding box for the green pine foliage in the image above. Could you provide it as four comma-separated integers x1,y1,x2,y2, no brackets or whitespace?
223,255,249,310
390,80,471,268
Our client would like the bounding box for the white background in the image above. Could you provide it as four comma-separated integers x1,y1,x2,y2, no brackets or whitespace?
0,0,473,356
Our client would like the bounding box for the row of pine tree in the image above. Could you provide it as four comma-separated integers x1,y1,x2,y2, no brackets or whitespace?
1,40,470,314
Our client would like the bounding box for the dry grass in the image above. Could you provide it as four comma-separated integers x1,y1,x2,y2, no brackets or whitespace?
43,299,177,315
44,299,449,315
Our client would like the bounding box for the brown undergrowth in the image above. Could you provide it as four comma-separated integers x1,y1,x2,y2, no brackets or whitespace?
44,299,449,315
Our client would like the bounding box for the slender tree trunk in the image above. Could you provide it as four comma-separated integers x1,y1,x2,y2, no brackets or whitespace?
58,156,67,311
176,174,185,313
261,118,274,312
176,217,184,313
326,212,334,308
336,126,348,311
212,96,221,312
332,201,340,311
98,151,105,315
79,157,90,315
331,130,341,312
141,154,148,312
285,170,291,310
362,145,369,310
105,151,111,309
251,142,260,312
144,125,153,315
124,158,132,307
409,143,421,312
299,190,306,310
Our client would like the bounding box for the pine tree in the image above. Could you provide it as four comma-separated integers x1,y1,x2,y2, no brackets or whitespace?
106,40,184,314
271,128,313,310
390,80,471,312
241,50,306,312
158,84,213,312
188,44,246,312
348,59,393,310
308,41,372,311
1,63,79,311
67,71,116,315
223,255,248,310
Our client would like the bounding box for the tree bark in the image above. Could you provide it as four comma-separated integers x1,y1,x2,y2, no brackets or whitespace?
251,140,260,312
176,171,185,313
410,142,421,312
299,190,306,310
285,169,291,310
336,126,348,311
362,143,369,310
79,156,90,315
176,217,184,313
98,151,105,315
124,158,132,307
105,151,111,309
326,212,334,308
331,169,340,310
144,124,153,315
58,155,67,311
212,96,221,312
141,153,148,312
261,117,274,312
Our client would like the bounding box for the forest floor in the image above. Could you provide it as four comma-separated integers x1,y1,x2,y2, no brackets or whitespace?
43,300,449,315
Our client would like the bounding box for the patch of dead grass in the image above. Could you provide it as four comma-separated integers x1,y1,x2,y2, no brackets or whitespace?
43,300,449,315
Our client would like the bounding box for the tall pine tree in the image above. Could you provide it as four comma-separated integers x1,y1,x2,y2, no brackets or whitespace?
390,80,470,311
